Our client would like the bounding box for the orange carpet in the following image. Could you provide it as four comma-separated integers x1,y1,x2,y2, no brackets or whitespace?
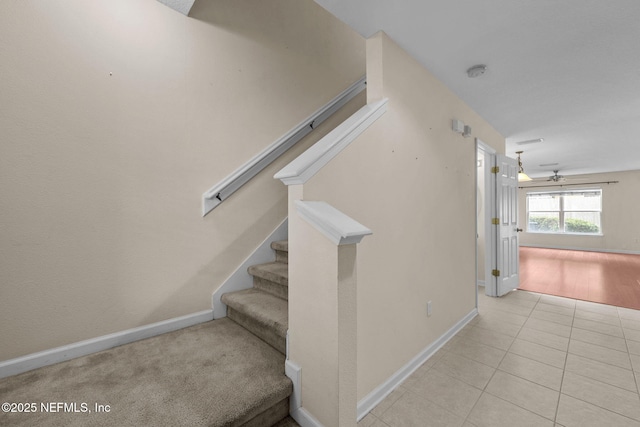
518,247,640,310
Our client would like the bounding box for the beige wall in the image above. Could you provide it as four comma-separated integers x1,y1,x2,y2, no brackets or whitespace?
304,32,504,400
0,0,365,361
519,170,640,253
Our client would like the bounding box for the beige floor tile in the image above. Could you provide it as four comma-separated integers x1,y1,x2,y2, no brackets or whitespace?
478,310,528,327
490,302,534,317
371,387,407,418
530,309,573,326
556,394,640,427
508,339,567,369
359,413,384,427
573,317,624,338
379,390,465,427
561,371,640,421
473,316,522,338
447,339,506,368
575,308,621,326
623,318,640,331
625,328,640,343
402,371,427,390
517,326,570,351
619,307,640,322
442,336,462,353
628,339,640,356
465,325,515,351
533,302,575,317
565,353,637,392
467,392,554,427
498,352,563,391
571,327,628,352
524,317,572,338
458,321,477,336
409,369,482,418
500,290,541,307
568,339,632,369
631,353,640,373
433,352,496,389
575,300,620,317
539,294,576,309
485,371,559,420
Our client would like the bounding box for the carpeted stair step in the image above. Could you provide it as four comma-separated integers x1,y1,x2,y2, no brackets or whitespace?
271,240,289,264
0,318,292,427
222,288,288,354
249,261,288,300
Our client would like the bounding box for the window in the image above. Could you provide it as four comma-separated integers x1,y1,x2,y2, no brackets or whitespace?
526,189,602,235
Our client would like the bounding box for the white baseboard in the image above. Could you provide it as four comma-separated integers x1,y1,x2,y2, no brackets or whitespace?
212,218,288,319
356,308,478,421
0,309,213,379
520,244,640,255
290,407,324,427
285,360,325,427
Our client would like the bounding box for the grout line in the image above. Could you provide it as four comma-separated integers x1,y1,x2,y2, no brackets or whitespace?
553,301,575,424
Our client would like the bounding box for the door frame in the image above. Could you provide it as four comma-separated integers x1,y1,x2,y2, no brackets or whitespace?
476,139,498,298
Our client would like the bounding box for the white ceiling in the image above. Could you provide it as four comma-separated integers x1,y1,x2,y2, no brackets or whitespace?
314,0,640,178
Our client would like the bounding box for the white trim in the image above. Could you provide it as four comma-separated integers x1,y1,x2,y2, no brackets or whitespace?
290,407,324,427
477,139,498,297
285,361,325,426
356,308,478,421
212,218,288,319
275,99,388,185
0,310,213,379
477,279,486,287
202,76,366,216
520,244,640,256
156,0,195,15
285,360,302,413
295,201,372,246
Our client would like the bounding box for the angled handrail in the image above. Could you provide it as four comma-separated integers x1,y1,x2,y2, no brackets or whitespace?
202,75,366,216
274,98,388,186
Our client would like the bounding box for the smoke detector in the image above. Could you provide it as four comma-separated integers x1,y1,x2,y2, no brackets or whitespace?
467,65,487,78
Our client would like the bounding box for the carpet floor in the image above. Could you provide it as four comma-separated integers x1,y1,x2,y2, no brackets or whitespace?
0,318,292,427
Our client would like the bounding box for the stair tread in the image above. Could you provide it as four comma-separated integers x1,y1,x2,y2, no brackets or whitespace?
271,240,288,253
0,318,291,426
222,288,288,339
248,262,288,286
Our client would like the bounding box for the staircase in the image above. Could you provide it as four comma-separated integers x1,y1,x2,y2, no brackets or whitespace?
220,240,297,426
0,241,298,427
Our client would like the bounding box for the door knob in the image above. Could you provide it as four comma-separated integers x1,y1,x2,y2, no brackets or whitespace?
516,228,523,232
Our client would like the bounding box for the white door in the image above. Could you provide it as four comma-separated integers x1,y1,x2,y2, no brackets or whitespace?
495,154,520,296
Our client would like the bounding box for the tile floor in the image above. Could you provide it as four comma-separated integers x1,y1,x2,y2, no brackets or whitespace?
358,290,640,427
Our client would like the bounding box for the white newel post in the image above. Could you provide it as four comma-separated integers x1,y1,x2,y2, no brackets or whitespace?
284,185,371,427
274,97,383,427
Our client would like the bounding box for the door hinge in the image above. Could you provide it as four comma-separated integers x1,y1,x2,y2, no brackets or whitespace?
492,269,501,277
491,166,500,174
491,217,500,225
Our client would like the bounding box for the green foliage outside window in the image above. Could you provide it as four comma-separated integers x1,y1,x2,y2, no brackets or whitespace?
529,216,599,233
529,216,559,232
565,218,600,233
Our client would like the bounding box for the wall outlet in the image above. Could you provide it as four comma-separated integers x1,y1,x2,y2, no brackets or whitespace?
427,301,432,317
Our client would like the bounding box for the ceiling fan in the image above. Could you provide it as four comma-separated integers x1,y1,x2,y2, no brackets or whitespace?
547,170,566,182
